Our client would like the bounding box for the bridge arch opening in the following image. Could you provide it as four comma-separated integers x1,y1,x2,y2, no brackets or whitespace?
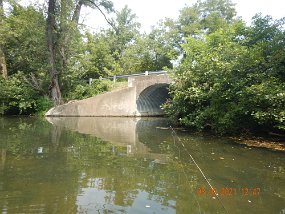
136,83,170,115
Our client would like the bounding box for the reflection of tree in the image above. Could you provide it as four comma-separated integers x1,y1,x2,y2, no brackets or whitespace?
51,125,62,149
0,149,6,171
2,117,284,213
0,118,81,213
65,132,202,211
47,119,205,212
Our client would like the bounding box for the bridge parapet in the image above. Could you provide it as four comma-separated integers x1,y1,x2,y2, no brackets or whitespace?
90,70,168,85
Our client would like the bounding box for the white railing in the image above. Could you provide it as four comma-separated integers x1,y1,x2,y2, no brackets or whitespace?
89,70,168,85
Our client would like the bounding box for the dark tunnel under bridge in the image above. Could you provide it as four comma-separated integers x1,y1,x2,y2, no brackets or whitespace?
136,83,170,115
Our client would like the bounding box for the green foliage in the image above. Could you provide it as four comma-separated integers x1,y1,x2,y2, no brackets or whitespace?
109,5,141,56
159,0,238,57
1,0,284,137
35,96,54,115
79,32,119,78
165,15,285,134
0,4,47,76
0,5,52,115
0,1,175,116
0,72,52,115
67,79,113,100
120,34,174,72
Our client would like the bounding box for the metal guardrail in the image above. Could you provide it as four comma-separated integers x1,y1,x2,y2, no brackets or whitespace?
89,70,168,85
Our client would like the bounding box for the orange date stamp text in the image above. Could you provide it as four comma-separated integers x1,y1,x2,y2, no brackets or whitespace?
196,187,261,197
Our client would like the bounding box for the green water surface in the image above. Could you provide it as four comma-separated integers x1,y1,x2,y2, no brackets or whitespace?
0,117,284,214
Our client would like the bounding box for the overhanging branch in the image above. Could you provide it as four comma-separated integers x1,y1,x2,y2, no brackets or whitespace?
85,0,118,33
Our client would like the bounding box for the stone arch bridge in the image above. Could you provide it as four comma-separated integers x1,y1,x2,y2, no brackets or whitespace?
45,72,172,117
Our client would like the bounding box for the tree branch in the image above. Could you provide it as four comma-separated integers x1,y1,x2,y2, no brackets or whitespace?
24,73,47,95
85,0,118,33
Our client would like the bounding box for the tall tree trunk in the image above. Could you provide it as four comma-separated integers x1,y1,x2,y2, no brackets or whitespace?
58,0,82,73
72,0,83,24
59,0,70,71
0,0,7,80
46,0,62,105
0,49,7,79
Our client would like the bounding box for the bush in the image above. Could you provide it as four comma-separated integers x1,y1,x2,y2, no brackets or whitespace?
67,79,111,100
0,72,52,115
165,18,285,135
35,96,54,115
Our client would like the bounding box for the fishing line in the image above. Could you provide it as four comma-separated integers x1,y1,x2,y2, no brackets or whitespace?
170,126,228,214
171,132,202,213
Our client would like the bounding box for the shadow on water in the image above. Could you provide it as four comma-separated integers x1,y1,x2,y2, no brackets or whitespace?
0,117,284,213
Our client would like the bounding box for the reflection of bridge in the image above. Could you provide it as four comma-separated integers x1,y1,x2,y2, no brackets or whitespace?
46,117,171,162
45,72,172,117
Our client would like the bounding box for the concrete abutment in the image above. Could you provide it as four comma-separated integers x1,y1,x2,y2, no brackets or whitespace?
45,74,172,117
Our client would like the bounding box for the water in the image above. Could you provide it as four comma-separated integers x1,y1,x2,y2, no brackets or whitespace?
0,117,284,214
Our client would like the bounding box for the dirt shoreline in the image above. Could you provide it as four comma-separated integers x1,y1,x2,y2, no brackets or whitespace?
170,127,285,152
231,137,285,152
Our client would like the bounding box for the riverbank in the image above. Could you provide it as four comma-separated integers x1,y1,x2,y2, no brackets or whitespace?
231,137,285,152
158,125,285,152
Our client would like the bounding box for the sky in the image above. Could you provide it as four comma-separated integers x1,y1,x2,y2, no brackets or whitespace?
81,0,285,33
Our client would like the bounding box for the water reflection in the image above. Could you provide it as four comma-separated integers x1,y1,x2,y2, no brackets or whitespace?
0,117,284,213
46,117,171,161
0,149,5,171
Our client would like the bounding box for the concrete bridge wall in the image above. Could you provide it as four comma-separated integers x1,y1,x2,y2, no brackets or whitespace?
45,74,172,117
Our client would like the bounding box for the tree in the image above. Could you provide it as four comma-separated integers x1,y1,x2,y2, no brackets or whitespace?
158,0,237,57
165,15,285,134
45,0,115,105
46,0,62,105
79,32,118,79
0,4,53,115
179,0,236,35
58,0,114,73
105,5,140,60
0,0,7,79
120,32,175,72
1,5,47,77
